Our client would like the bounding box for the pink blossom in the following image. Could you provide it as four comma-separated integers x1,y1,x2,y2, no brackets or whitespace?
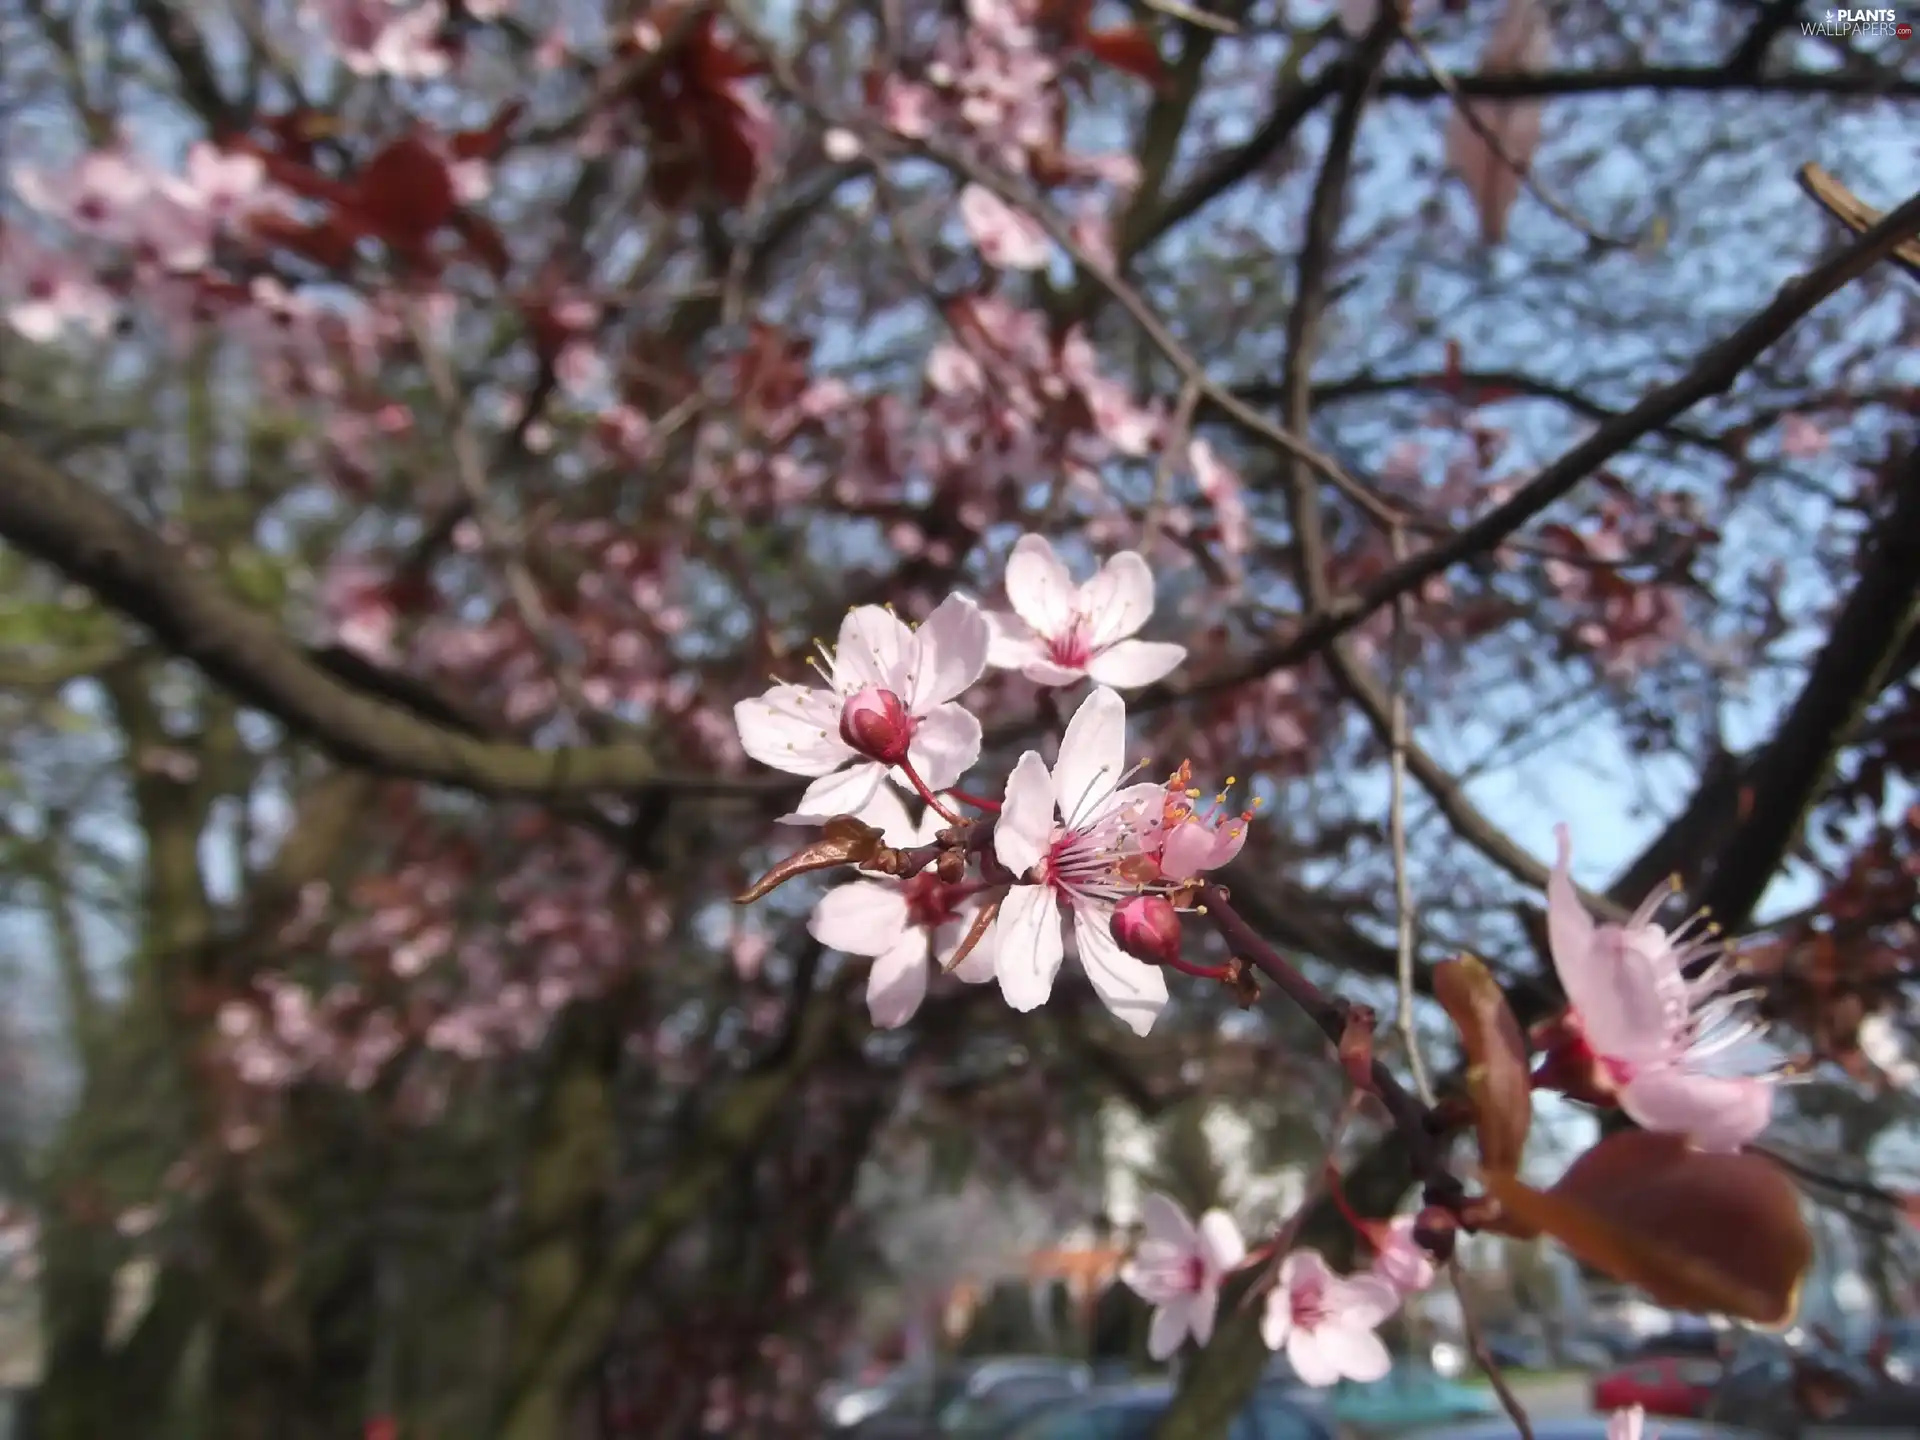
1545,824,1778,1152
960,185,1052,271
992,686,1169,1033
808,789,998,1027
310,0,452,77
733,595,990,822
984,533,1186,689
1367,1216,1438,1298
1189,439,1250,562
1120,1191,1247,1358
1120,761,1256,882
0,229,115,341
1260,1249,1399,1386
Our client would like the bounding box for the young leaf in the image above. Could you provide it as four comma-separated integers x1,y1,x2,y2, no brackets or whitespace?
1433,954,1532,1171
733,816,886,904
1483,1130,1812,1327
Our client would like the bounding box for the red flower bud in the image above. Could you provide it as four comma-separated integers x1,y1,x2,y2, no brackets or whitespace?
1110,895,1184,968
838,686,914,764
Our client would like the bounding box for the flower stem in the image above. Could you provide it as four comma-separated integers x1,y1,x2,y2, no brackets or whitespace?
898,759,965,824
945,787,1003,813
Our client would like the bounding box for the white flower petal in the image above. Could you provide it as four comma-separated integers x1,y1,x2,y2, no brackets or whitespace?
1317,1322,1391,1384
1198,1211,1247,1273
1189,1285,1220,1347
994,883,1064,1012
809,882,912,957
866,928,933,1027
1074,902,1168,1036
1086,639,1186,689
849,784,921,847
909,594,990,710
1004,533,1079,638
1288,1328,1344,1388
834,605,917,694
1137,1191,1199,1248
985,610,1046,671
1261,1286,1294,1352
1082,550,1156,650
1021,659,1090,689
1053,687,1128,829
787,762,885,823
1147,1298,1195,1361
733,685,851,777
996,752,1056,876
936,903,999,983
904,701,981,791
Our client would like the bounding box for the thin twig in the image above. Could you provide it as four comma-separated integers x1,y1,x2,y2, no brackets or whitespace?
403,303,605,738
1140,0,1241,33
1386,521,1434,1107
1453,1268,1535,1440
1141,378,1202,558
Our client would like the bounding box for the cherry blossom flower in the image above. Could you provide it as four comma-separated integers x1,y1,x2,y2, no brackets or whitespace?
1117,761,1256,884
1119,1191,1247,1359
984,533,1186,689
1545,824,1778,1152
808,788,997,1027
1260,1249,1399,1386
959,184,1052,271
1608,1406,1648,1440
734,595,990,822
0,229,116,342
992,686,1169,1034
1366,1216,1437,1298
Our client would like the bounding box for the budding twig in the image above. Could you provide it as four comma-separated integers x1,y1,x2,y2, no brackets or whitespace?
1197,885,1461,1206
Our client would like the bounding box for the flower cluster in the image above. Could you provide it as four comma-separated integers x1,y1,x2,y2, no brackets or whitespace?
734,532,1215,1035
1117,1191,1433,1380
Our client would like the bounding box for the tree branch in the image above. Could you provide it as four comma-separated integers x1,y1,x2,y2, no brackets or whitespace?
0,433,784,800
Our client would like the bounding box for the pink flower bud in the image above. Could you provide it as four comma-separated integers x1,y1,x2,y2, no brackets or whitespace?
838,686,914,764
1111,895,1184,968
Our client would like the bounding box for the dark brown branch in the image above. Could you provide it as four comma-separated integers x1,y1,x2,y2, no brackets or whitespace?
1378,65,1920,100
1128,188,1920,713
0,432,788,800
1691,443,1920,937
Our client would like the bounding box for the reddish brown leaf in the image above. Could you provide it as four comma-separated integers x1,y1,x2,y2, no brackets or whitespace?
940,899,1000,976
356,137,459,244
1433,954,1532,1171
1082,26,1167,87
1484,1131,1812,1326
448,100,525,161
249,212,361,272
733,816,887,904
451,212,511,279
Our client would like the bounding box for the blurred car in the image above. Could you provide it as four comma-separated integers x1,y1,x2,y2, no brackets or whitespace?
1627,1327,1727,1361
1393,1420,1762,1440
1483,1333,1551,1371
935,1368,1100,1440
1704,1340,1920,1436
1558,1337,1615,1370
999,1379,1336,1440
826,1357,1092,1437
1328,1364,1501,1433
1592,1354,1724,1419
